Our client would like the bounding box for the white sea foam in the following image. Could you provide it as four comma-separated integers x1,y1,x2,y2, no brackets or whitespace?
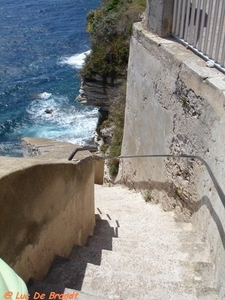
38,92,52,100
26,93,98,145
58,50,91,69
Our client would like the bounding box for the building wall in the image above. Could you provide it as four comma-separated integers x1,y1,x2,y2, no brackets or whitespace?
0,154,95,282
120,21,225,295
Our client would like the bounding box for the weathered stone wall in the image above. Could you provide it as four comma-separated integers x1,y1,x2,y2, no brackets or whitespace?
0,151,95,282
120,21,225,296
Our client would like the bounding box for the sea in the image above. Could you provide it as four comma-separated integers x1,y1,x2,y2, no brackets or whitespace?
0,0,101,157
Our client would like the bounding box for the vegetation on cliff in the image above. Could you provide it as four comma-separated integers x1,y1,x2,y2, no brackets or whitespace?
82,0,146,177
82,0,146,81
99,83,126,177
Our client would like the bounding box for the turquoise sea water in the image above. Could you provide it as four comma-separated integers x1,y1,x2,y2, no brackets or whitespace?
0,0,101,156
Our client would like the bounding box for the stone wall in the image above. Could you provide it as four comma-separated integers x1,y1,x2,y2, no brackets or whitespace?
119,21,225,296
0,151,95,282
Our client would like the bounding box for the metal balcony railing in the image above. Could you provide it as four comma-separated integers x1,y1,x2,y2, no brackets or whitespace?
172,0,225,74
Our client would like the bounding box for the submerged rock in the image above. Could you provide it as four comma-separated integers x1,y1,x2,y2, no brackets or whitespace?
44,108,53,114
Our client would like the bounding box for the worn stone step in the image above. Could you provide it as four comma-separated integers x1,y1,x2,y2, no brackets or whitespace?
196,287,219,300
93,220,197,243
95,190,178,223
95,208,194,230
87,235,211,262
81,267,201,300
37,255,88,291
31,251,214,295
28,274,218,300
84,250,214,286
68,245,103,265
92,222,207,251
69,243,190,269
95,209,193,230
81,262,217,299
70,235,211,264
94,213,203,239
64,286,218,300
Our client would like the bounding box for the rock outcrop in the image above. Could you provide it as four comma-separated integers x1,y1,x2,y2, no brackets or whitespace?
76,75,123,111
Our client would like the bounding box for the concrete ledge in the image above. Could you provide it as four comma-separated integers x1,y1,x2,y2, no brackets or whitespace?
22,137,104,185
21,137,85,160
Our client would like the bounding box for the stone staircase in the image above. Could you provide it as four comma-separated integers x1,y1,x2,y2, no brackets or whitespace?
28,184,218,299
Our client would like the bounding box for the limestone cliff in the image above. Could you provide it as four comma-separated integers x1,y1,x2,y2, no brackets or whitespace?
76,75,123,111
76,0,145,175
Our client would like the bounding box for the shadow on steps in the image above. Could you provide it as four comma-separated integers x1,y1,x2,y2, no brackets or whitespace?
28,213,118,299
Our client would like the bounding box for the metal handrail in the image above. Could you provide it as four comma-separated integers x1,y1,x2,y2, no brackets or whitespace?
68,146,97,161
117,154,225,209
68,149,225,209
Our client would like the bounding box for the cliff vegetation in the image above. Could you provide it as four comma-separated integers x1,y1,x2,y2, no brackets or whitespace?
82,0,146,81
81,0,146,177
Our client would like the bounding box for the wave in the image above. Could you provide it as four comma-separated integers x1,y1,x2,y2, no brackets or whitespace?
58,50,91,69
26,92,98,145
38,92,52,100
0,141,24,157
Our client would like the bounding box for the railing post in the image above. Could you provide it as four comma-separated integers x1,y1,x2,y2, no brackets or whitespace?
145,0,175,38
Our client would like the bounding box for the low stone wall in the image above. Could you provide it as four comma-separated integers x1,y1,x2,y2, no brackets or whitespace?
0,149,95,282
120,21,225,295
22,137,104,185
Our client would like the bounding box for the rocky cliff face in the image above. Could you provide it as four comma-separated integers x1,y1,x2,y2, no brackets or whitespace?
76,75,123,111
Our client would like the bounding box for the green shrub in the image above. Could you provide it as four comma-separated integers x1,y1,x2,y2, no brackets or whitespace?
83,0,146,80
107,83,126,177
143,190,153,202
108,158,120,177
105,0,120,12
100,143,109,153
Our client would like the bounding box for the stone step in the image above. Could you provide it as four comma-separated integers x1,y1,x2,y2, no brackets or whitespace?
95,186,192,223
92,220,207,248
95,209,194,230
28,271,218,300
33,249,214,294
92,233,207,266
35,255,88,291
196,287,219,300
80,258,217,299
93,220,197,242
80,267,202,300
82,250,214,287
95,209,193,229
64,286,218,300
69,235,211,264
